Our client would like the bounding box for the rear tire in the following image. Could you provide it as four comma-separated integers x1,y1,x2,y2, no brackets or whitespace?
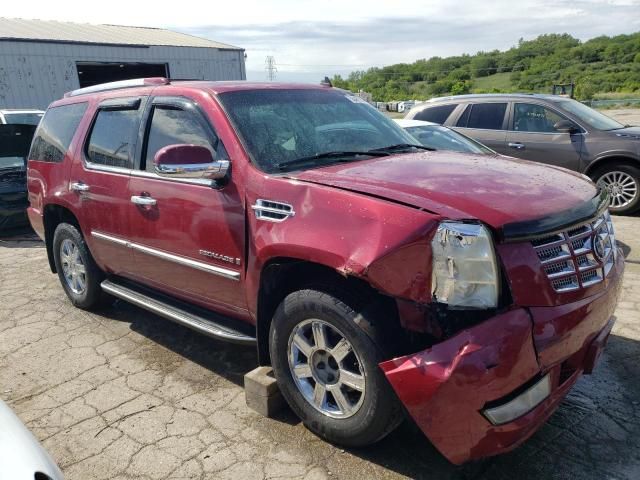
269,289,403,447
591,163,640,215
52,222,106,310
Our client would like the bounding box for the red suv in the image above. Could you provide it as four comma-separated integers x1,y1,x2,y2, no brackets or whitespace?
27,78,624,464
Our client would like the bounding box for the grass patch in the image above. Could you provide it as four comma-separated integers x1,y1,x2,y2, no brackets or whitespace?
471,73,513,93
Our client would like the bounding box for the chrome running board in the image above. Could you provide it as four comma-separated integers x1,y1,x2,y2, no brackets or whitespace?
101,279,256,346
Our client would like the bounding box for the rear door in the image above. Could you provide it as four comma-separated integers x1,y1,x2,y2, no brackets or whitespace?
126,96,247,316
70,97,143,275
451,102,509,154
505,102,583,171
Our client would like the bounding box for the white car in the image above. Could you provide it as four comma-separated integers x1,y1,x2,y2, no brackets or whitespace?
0,109,44,126
394,119,496,155
0,399,63,479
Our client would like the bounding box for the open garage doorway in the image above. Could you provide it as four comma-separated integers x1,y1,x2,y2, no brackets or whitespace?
76,62,169,88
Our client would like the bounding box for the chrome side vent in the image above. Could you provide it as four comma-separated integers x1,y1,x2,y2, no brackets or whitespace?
252,199,295,223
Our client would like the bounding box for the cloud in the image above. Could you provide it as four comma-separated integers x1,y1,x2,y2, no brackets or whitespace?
181,0,640,81
4,0,639,82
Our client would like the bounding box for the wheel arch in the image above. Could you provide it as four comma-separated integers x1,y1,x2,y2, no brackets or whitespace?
255,257,400,366
43,203,81,273
584,154,640,177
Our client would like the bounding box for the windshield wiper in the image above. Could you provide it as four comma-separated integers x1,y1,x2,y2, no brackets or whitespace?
368,143,435,153
275,150,390,171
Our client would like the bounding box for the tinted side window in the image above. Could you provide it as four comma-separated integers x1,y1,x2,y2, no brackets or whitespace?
459,103,507,130
144,106,224,172
29,103,88,162
456,105,471,127
513,103,566,132
414,104,456,124
87,108,140,168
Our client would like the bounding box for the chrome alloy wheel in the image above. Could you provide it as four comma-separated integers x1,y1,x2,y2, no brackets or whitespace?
287,319,366,419
60,238,86,294
597,171,639,209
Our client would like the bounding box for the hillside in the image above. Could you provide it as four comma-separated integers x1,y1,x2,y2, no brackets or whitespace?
332,33,640,102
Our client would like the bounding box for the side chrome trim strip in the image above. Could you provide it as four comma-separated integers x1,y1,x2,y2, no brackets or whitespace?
91,231,240,281
84,162,132,175
130,169,215,187
92,230,130,246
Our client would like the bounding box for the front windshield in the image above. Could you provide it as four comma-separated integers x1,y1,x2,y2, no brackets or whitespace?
4,112,44,126
405,125,494,154
218,89,416,172
554,100,624,131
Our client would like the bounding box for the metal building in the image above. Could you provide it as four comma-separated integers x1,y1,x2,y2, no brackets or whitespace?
0,18,246,109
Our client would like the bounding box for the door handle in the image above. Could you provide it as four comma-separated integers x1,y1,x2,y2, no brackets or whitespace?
508,142,525,150
131,195,157,206
70,181,90,192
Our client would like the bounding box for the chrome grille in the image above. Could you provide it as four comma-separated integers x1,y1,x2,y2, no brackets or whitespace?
551,275,579,292
531,210,617,293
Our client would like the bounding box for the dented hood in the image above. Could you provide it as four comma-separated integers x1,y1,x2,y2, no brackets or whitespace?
290,151,597,230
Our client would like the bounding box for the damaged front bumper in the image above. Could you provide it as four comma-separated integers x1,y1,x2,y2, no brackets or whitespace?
380,252,624,465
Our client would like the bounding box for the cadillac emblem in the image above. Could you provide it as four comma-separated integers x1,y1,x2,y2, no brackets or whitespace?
592,233,606,261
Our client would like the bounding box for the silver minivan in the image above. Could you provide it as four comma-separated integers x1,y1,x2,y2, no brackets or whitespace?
406,94,640,214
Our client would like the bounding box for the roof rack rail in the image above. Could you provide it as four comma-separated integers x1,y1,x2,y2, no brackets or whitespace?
64,77,170,98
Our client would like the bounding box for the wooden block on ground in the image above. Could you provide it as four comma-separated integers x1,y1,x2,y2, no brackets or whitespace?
244,366,286,417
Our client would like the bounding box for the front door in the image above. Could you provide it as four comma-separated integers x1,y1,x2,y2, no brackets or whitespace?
71,98,143,276
505,102,583,171
126,96,247,317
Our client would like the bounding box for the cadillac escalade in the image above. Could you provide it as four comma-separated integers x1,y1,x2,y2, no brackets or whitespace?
27,78,624,464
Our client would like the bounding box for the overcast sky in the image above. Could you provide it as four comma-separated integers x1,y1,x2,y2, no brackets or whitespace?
4,0,640,82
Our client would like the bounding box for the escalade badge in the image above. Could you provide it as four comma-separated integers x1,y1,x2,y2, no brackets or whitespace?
592,234,606,261
199,249,241,265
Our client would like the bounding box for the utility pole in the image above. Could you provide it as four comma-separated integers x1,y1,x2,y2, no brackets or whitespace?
265,56,277,81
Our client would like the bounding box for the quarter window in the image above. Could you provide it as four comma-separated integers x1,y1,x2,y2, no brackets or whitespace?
457,103,507,130
513,103,566,133
87,108,140,169
29,103,87,162
143,106,222,172
413,104,456,124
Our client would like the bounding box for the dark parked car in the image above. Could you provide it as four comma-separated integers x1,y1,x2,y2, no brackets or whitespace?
0,124,36,232
27,78,623,464
406,94,640,214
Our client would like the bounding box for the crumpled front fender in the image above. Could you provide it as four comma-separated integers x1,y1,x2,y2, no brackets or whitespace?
380,308,540,464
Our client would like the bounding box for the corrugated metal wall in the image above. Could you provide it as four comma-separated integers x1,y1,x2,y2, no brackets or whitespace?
0,41,246,109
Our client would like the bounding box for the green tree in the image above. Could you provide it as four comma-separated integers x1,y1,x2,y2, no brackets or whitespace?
450,81,471,95
328,32,640,102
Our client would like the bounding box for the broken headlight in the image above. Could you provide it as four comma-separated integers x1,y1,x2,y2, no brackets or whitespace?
431,222,499,309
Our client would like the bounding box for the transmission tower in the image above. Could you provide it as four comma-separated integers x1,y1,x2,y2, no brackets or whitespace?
265,56,277,81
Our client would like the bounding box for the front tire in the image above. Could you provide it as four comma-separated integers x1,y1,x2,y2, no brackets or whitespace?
592,163,640,215
52,223,105,310
269,289,402,447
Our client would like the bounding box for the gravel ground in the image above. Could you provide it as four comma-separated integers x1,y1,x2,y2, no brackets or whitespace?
605,108,640,126
0,216,639,480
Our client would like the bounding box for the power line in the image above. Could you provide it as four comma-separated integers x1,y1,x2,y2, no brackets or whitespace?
265,56,278,81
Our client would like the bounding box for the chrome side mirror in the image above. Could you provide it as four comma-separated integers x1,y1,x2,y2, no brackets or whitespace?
154,144,229,180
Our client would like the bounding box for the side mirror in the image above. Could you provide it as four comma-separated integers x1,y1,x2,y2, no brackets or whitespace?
154,144,229,180
553,120,580,134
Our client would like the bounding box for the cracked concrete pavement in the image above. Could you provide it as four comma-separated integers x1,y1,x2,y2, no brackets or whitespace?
1,216,639,480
